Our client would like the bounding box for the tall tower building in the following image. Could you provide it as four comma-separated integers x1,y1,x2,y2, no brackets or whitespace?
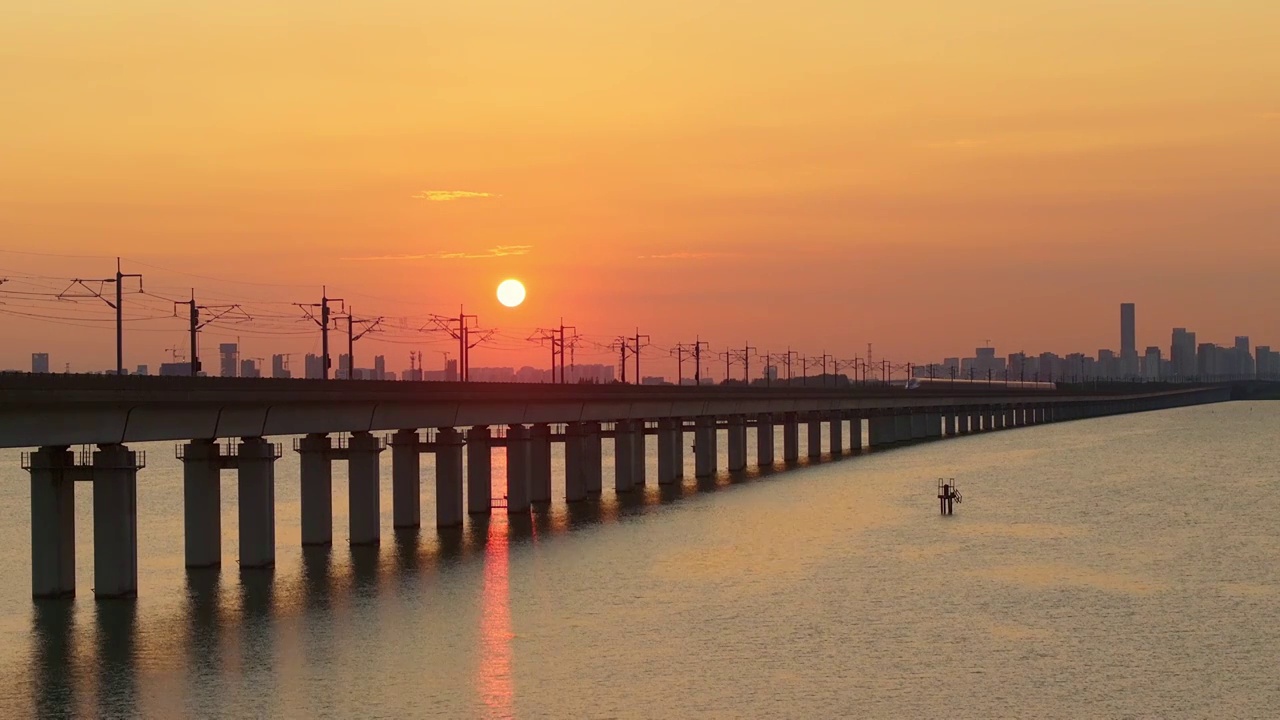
219,343,239,378
1119,303,1138,378
31,353,50,374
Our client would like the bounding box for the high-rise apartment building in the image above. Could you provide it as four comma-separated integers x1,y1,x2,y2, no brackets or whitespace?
1119,303,1138,378
271,354,290,379
31,353,50,374
1171,328,1197,379
219,343,239,378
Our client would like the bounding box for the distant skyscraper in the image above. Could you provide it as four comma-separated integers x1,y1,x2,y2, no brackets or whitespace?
31,353,50,374
219,343,239,378
1234,336,1253,378
1120,304,1136,356
1171,328,1197,379
272,354,290,379
240,358,260,378
1120,303,1138,378
304,353,324,379
1143,347,1162,380
374,355,386,381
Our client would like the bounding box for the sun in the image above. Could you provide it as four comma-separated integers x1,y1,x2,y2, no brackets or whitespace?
496,278,526,308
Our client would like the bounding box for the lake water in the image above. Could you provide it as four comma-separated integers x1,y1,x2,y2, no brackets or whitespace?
0,402,1276,718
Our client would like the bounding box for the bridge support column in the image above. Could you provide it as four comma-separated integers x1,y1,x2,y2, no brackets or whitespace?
297,433,332,546
807,412,823,459
910,413,927,441
466,427,492,515
236,437,277,571
829,412,844,456
181,439,221,568
614,421,635,491
927,413,943,439
92,444,142,598
671,420,685,479
28,446,77,599
434,428,465,528
756,413,775,467
782,413,799,462
868,415,891,448
894,413,912,444
391,430,422,528
986,408,997,431
565,423,587,500
347,431,382,546
530,423,553,503
657,419,681,485
631,422,647,487
1005,408,1016,428
506,425,532,513
584,422,603,495
727,416,747,471
849,415,863,453
297,433,333,546
694,417,718,478
944,414,956,437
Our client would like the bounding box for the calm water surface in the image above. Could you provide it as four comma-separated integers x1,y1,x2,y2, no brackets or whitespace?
0,403,1277,718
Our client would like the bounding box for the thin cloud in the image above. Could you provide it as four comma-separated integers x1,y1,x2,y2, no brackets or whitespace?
925,138,990,150
637,252,728,260
412,190,499,201
343,245,532,261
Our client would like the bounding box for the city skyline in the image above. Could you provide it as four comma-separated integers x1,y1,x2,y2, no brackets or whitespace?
5,265,1277,384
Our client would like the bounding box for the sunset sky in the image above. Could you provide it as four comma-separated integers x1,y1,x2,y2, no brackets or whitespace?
2,1,1278,376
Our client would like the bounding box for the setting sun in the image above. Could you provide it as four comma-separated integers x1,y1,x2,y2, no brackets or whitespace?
496,279,526,308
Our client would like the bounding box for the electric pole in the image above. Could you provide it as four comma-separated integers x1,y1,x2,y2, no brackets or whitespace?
174,291,248,377
297,287,343,379
346,307,384,380
692,338,709,385
670,344,691,385
739,343,757,383
59,259,143,375
633,329,650,384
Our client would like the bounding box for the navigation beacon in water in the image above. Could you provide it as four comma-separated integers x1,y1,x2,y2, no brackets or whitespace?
937,478,962,516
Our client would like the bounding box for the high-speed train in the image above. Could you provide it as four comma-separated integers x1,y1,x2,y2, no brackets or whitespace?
890,377,1057,390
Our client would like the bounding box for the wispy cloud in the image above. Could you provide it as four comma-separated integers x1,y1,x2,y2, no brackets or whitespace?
342,245,532,261
637,251,728,260
925,138,990,150
434,245,532,260
412,190,499,201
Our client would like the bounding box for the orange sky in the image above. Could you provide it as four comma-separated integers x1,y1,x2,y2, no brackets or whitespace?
2,1,1278,376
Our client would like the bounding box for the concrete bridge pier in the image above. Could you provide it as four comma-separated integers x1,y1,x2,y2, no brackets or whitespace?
181,439,221,568
614,421,636,491
631,422,648,487
894,413,912,444
671,420,685,479
565,423,588,500
829,412,844,456
584,422,603,495
756,413,775,466
656,419,679,485
727,416,747,471
910,413,928,441
507,425,532,513
92,444,143,598
434,428,465,528
28,446,78,599
297,433,333,546
347,431,383,546
782,413,800,462
867,415,890,448
530,423,553,502
849,415,863,453
807,412,823,459
927,412,943,439
944,414,956,437
466,427,492,515
236,437,277,571
391,430,423,528
1005,408,1016,429
694,417,718,477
